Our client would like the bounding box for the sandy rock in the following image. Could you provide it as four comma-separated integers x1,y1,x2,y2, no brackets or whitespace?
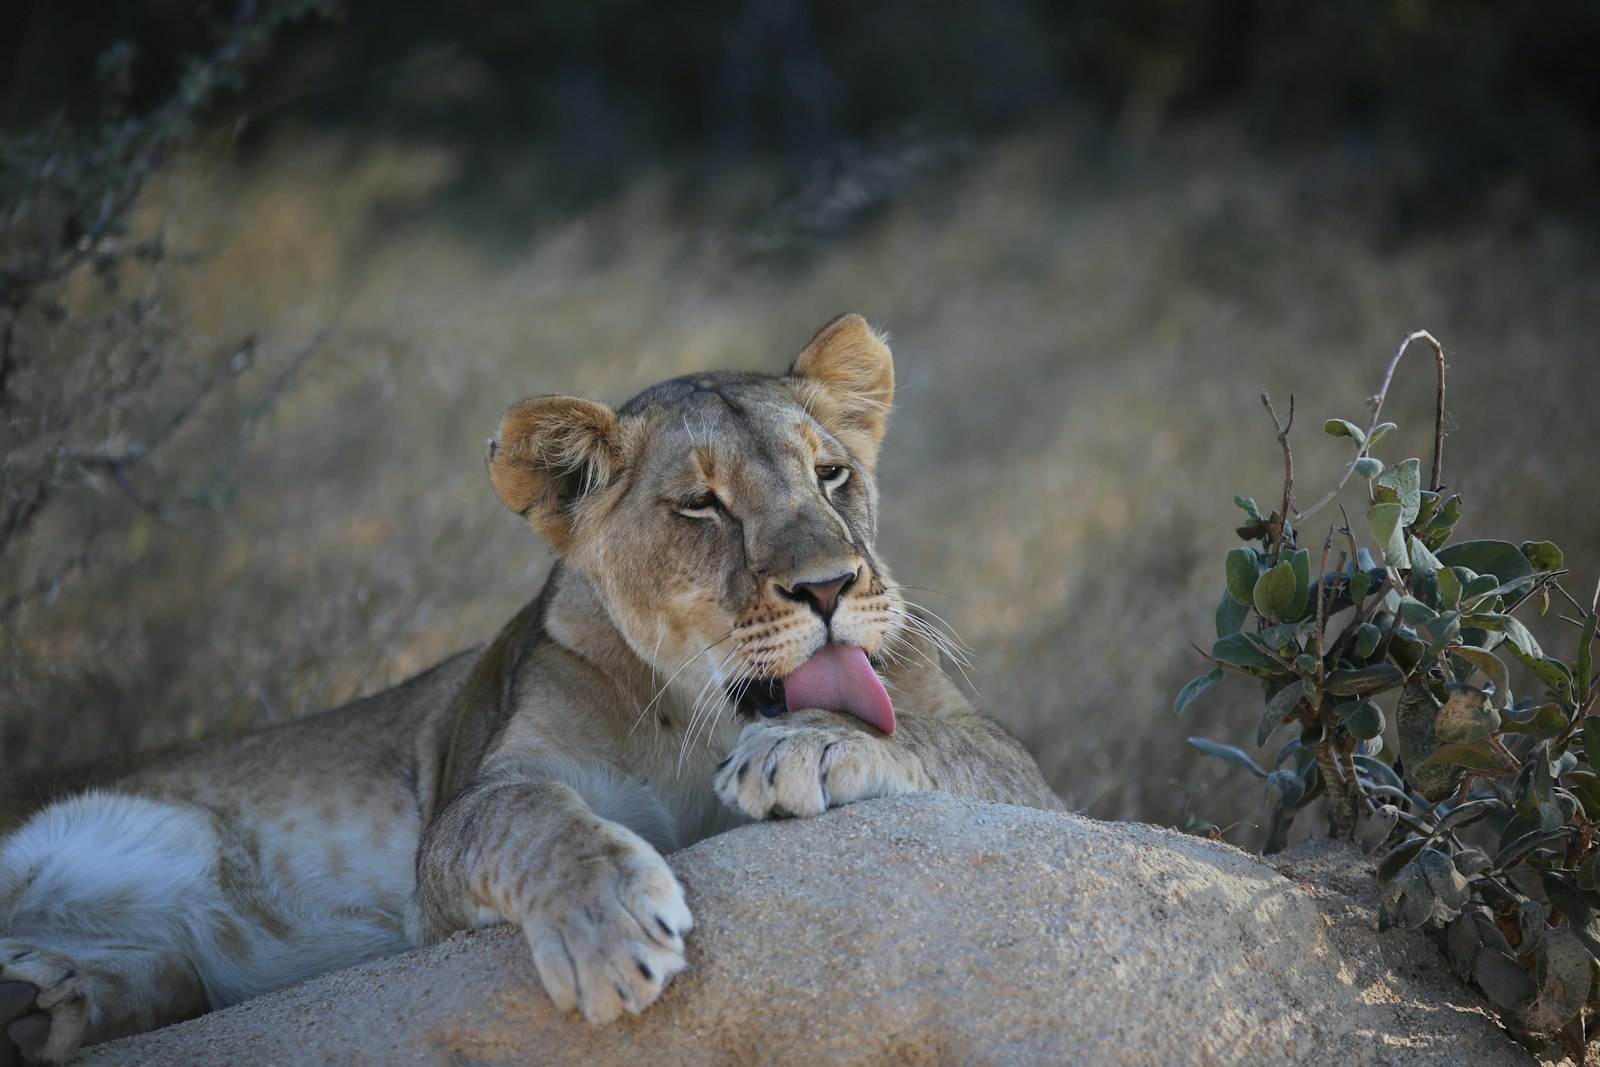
81,794,1531,1066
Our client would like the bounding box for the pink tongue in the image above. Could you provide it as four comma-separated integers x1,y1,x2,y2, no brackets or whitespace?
783,644,896,735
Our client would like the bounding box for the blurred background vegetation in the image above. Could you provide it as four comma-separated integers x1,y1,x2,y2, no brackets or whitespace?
2,0,1597,839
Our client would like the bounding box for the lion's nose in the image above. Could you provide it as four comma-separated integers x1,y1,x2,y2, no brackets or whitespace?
778,571,858,619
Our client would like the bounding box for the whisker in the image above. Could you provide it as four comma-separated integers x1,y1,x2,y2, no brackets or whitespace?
631,628,736,736
881,626,944,674
890,596,975,657
899,609,975,666
883,610,980,694
883,583,977,613
678,641,745,768
886,607,975,670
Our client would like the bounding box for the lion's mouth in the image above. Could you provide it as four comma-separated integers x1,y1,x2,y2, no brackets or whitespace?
734,677,789,720
729,645,896,734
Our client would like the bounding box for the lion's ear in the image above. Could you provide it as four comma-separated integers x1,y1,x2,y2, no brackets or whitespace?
789,312,895,470
487,395,622,554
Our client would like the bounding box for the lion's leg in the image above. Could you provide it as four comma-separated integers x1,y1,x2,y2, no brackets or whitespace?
0,792,231,1062
407,776,692,1025
0,941,203,1064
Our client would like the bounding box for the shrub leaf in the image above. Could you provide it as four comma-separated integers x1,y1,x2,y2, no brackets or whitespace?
1325,663,1405,696
1366,502,1409,568
1376,457,1422,524
1173,668,1224,716
1256,680,1306,747
1225,547,1259,606
1324,418,1366,444
1417,742,1501,772
1433,684,1501,744
1187,737,1268,778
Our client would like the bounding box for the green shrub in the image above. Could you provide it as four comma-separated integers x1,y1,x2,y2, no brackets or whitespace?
1180,331,1600,1057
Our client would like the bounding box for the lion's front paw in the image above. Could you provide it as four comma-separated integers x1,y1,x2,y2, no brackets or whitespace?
714,709,917,820
0,944,91,1065
521,834,693,1025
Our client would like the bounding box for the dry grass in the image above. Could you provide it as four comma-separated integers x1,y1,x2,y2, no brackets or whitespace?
5,124,1598,842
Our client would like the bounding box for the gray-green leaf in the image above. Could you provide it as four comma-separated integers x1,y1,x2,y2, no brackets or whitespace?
1343,698,1386,741
1578,611,1597,705
1225,547,1260,606
1253,560,1299,621
1285,548,1312,621
1524,926,1591,1035
1324,418,1366,444
1376,457,1422,524
1210,633,1279,675
1173,668,1225,716
1366,502,1409,568
1417,847,1470,915
1437,565,1463,609
1438,540,1535,588
1188,737,1268,778
1215,590,1249,638
1475,950,1536,1015
1451,646,1509,709
1325,663,1405,696
1256,680,1306,747
1351,621,1381,659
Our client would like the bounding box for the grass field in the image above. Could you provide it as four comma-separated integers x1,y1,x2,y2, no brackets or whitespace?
5,123,1598,842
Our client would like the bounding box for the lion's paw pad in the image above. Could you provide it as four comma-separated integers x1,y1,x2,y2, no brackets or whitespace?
0,945,91,1064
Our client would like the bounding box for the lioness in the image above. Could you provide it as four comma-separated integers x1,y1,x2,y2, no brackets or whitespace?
0,313,1060,1063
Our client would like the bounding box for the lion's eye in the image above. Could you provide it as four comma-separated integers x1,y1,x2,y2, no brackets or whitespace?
815,464,849,489
678,490,721,516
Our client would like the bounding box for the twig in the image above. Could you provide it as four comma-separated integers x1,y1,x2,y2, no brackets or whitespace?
1190,641,1279,681
1260,390,1295,559
1337,504,1363,576
1553,582,1589,617
0,531,101,619
1313,528,1335,685
1316,741,1358,838
1486,735,1524,773
1428,333,1447,492
1338,738,1376,817
1296,330,1444,526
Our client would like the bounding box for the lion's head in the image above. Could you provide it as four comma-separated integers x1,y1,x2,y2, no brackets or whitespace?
486,313,908,734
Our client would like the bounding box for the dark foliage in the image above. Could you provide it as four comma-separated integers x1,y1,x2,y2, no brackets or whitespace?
1184,333,1600,1057
4,1,1597,228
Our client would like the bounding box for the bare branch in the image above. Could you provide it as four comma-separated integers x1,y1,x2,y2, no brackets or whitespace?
1259,390,1295,559
1428,333,1447,491
1296,330,1444,526
1312,527,1335,686
0,529,101,619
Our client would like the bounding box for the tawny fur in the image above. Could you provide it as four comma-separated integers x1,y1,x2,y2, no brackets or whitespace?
0,312,1061,1063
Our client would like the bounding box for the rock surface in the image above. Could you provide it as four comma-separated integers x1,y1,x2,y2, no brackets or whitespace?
81,794,1532,1067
